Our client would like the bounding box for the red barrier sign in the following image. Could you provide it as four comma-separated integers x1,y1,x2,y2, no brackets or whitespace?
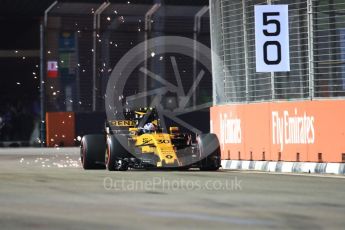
47,61,58,78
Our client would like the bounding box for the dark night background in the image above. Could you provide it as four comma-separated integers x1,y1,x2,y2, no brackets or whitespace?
0,0,208,142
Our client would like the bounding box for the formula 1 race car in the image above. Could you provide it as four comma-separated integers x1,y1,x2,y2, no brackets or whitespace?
80,108,221,171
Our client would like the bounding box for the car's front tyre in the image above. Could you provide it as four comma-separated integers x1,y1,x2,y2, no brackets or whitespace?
106,135,130,171
80,134,106,170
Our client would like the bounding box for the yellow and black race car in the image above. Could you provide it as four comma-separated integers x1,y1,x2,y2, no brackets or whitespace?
80,108,221,171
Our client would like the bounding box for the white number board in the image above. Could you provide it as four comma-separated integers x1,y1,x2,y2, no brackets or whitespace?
255,5,290,72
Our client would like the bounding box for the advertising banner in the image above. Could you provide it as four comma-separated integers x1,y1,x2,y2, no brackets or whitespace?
211,100,345,163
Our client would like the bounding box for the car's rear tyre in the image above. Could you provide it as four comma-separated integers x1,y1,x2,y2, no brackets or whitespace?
80,134,106,170
106,135,130,171
197,134,221,171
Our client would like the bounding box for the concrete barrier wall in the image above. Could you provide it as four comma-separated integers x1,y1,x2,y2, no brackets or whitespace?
46,109,210,147
46,112,75,147
211,100,345,163
46,112,106,147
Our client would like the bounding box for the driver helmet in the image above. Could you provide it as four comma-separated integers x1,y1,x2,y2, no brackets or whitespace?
143,122,156,133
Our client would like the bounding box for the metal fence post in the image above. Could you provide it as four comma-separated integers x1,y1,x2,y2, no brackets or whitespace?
41,1,57,147
209,0,217,105
92,2,110,112
307,0,314,100
44,1,57,28
40,24,46,147
242,0,249,102
219,0,227,104
267,0,275,101
144,4,161,107
194,6,209,108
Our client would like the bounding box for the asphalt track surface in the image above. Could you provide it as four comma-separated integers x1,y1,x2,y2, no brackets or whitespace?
0,147,344,230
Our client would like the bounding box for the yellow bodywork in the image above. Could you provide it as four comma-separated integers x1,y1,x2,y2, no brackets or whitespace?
132,132,180,167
